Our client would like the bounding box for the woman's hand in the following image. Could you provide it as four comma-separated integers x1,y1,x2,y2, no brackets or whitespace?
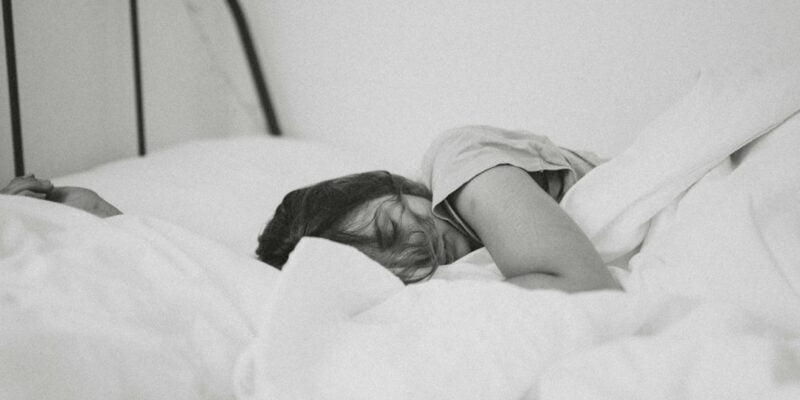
1,175,122,218
0,174,54,199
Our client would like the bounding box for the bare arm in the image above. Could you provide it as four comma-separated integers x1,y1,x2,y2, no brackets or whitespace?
1,175,122,218
449,165,620,292
48,186,122,218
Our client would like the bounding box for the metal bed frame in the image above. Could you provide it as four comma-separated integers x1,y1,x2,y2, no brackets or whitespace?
2,0,281,177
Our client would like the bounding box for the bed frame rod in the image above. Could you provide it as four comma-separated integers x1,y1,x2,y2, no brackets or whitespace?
226,0,282,136
2,1,278,176
3,0,24,176
129,0,146,156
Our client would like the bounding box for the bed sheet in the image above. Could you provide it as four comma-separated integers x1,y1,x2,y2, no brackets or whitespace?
237,238,800,400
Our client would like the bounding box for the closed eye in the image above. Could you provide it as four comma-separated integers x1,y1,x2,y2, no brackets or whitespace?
375,218,398,248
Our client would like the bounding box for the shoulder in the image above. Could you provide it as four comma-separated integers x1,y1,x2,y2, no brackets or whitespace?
422,125,547,168
421,125,559,180
425,125,551,156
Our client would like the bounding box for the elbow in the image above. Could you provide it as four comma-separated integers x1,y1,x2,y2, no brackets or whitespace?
503,268,623,293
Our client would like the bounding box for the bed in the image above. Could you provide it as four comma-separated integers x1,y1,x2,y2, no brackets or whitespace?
2,59,800,399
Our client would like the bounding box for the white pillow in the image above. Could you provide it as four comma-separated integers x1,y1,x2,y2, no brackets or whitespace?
54,136,394,256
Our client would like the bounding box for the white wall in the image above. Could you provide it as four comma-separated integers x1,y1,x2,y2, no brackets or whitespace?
9,0,138,183
250,0,800,169
141,0,264,150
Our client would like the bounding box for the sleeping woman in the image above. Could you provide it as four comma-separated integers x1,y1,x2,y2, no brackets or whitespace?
256,125,621,292
1,125,619,292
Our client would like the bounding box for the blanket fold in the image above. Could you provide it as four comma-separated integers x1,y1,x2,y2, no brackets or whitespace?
561,61,800,263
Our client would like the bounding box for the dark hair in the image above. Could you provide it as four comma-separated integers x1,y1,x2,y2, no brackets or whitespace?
256,170,440,283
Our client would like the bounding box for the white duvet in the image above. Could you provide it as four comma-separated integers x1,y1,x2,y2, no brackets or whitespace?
0,198,277,399
235,62,800,399
2,62,800,399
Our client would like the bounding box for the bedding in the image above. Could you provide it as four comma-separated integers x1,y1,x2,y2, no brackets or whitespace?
0,196,274,398
561,61,800,331
235,62,800,399
237,239,800,400
3,137,394,398
2,61,800,399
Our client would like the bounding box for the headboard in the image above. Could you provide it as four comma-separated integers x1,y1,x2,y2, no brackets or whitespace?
1,0,280,183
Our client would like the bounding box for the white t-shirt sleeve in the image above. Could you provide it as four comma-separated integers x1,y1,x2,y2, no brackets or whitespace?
420,125,601,243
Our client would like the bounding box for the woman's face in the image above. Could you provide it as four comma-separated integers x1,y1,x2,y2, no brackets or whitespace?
352,194,474,266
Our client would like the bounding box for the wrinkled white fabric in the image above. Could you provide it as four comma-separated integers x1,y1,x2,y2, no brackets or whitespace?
561,61,800,263
0,197,277,399
561,61,800,331
233,238,698,400
237,236,800,400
